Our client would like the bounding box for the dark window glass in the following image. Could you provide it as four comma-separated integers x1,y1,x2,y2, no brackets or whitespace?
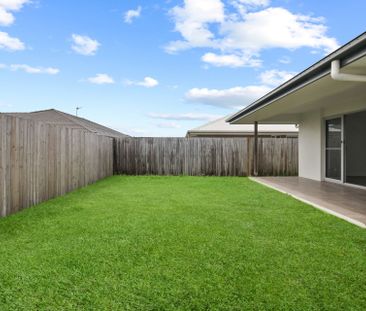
326,150,341,180
326,118,342,148
326,118,342,180
344,111,366,187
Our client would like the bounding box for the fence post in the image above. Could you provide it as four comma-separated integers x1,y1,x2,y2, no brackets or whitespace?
112,138,118,175
253,121,258,176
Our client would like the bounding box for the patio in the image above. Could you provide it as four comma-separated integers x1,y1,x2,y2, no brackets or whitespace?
252,177,366,228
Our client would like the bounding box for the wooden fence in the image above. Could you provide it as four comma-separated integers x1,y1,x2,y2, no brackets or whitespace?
0,115,113,217
113,137,298,177
0,119,298,217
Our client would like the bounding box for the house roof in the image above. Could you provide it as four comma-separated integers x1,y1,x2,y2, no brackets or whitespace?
186,116,298,137
227,31,366,124
2,109,129,138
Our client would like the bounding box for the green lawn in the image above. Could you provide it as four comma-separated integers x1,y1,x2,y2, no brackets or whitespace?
0,176,365,310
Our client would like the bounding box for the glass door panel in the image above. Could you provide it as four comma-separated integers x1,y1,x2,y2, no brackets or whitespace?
344,111,366,187
325,118,342,180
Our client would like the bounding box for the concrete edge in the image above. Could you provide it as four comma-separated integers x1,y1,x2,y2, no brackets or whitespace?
249,177,366,229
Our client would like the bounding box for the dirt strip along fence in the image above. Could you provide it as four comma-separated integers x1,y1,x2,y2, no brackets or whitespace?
113,137,298,177
0,115,114,217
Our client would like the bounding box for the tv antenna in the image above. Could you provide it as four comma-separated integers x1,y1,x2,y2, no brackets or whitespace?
76,106,82,116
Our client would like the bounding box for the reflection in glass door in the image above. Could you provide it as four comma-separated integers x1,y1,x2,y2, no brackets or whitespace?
325,118,342,180
344,111,366,187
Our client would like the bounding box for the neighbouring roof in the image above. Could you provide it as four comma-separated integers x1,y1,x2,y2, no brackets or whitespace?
227,31,366,124
186,116,298,137
2,109,129,138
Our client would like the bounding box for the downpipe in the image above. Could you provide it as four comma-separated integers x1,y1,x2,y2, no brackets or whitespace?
331,59,366,82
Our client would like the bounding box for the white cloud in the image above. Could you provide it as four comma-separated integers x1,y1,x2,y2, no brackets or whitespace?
124,6,142,24
71,34,100,56
9,64,59,74
0,0,30,26
236,0,269,5
0,7,13,25
186,85,271,109
139,77,159,88
156,122,181,129
166,1,338,67
166,0,224,53
232,0,270,10
87,74,115,85
202,52,261,68
279,56,291,64
126,76,159,88
148,112,221,121
220,8,338,53
185,67,296,109
0,31,24,50
0,0,30,10
259,69,295,86
230,0,270,17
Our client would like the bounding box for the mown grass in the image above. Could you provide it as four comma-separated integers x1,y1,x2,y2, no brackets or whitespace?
0,176,365,310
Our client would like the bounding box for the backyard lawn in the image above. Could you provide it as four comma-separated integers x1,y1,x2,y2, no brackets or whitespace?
0,176,365,310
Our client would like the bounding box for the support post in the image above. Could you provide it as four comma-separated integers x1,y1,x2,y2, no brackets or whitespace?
253,121,258,176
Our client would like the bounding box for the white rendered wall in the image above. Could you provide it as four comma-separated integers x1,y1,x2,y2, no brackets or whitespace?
298,101,366,182
298,111,323,181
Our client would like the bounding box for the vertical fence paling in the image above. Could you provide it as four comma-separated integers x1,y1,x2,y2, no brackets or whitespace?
0,115,114,217
113,137,298,177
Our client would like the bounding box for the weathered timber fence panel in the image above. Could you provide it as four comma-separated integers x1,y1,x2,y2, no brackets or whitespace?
257,137,298,176
114,137,298,177
0,115,113,217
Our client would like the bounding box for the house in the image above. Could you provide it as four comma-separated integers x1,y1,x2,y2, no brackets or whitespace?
2,109,129,138
186,116,298,138
228,32,366,188
227,32,366,226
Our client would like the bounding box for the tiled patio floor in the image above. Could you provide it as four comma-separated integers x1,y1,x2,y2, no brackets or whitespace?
252,177,366,228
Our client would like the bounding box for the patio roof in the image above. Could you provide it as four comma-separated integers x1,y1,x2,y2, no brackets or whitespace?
227,32,366,124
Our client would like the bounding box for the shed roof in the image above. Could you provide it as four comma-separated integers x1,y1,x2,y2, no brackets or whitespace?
2,109,128,138
186,116,298,137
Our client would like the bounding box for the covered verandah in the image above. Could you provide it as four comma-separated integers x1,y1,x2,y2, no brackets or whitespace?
227,33,366,228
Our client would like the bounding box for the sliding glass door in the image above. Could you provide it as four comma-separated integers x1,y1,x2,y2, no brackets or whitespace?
325,111,366,188
344,111,366,187
325,117,342,181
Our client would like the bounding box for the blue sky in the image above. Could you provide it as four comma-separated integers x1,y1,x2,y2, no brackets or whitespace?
0,0,365,136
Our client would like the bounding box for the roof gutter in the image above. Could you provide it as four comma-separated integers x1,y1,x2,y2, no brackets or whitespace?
227,32,366,124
